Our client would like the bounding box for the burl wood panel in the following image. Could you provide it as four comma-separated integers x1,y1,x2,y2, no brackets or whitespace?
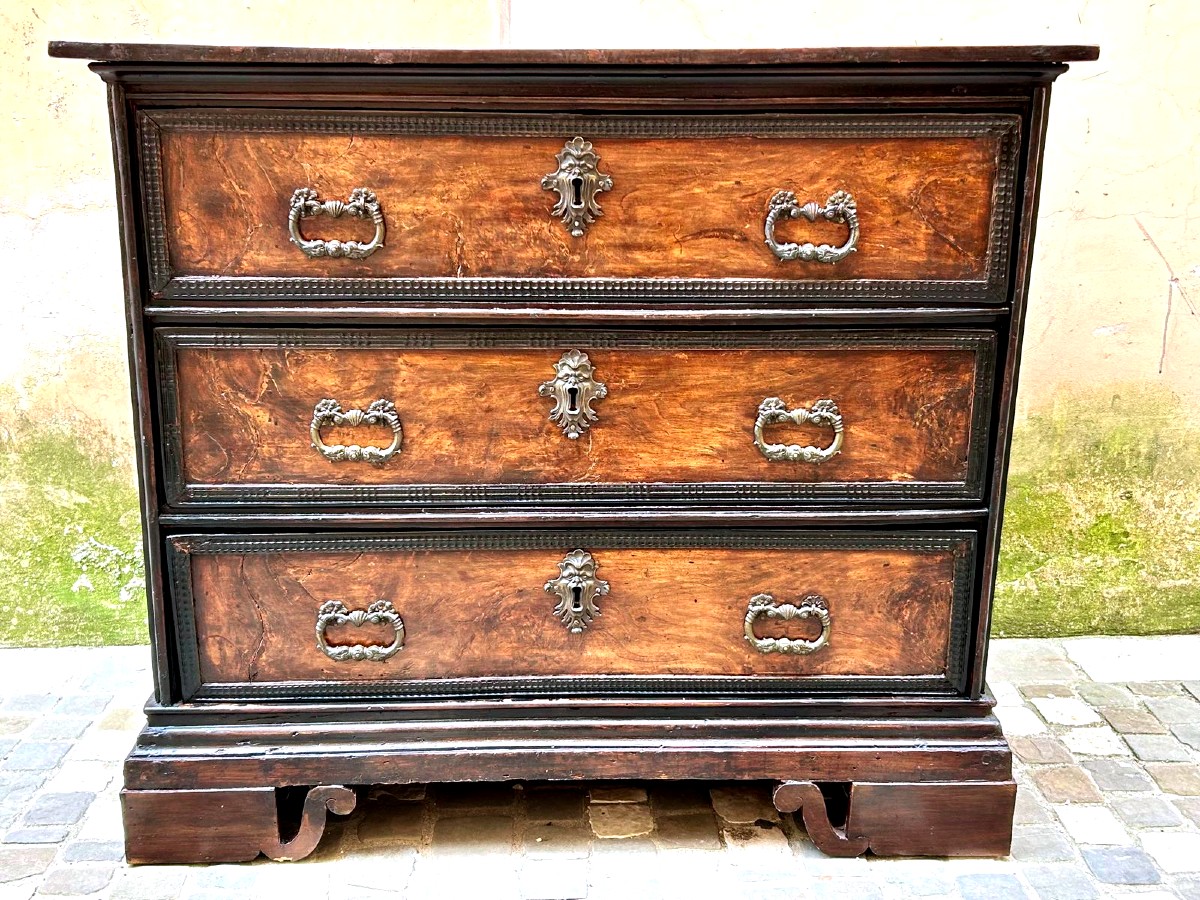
189,545,958,683
172,342,980,490
159,129,1001,281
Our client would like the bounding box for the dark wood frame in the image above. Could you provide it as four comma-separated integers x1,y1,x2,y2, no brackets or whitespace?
49,42,1096,863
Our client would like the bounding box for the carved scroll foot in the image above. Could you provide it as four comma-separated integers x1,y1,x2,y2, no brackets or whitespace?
774,780,1016,858
773,781,868,857
261,785,357,861
122,785,356,864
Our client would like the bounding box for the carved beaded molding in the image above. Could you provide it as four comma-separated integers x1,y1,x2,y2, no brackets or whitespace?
165,530,977,702
136,110,1020,303
153,328,996,507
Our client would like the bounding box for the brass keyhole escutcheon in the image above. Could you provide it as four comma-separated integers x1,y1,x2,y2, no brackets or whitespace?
541,137,613,237
545,550,609,634
539,350,607,440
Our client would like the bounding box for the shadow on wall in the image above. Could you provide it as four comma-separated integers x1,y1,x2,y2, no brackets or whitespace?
994,383,1200,638
0,354,1197,646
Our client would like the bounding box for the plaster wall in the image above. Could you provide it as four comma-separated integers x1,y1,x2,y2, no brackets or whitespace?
2,1,1196,642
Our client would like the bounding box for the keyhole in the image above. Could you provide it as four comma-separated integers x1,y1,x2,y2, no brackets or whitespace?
571,585,583,612
570,176,584,207
566,386,580,414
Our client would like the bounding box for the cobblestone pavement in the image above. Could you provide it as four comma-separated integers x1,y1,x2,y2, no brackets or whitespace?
0,638,1198,899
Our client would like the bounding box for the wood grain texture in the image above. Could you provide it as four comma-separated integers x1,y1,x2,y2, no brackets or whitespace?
774,780,1015,857
159,129,1001,282
122,702,1014,789
122,785,354,864
122,788,276,864
49,41,1100,65
169,338,983,492
188,543,957,684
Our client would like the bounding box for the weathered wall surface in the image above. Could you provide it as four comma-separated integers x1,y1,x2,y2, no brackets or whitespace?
2,1,1196,644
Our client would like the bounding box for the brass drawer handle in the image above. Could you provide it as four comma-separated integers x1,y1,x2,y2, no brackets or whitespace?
764,190,858,263
744,594,830,655
753,397,844,463
542,137,613,237
289,187,385,259
315,600,405,662
539,350,607,439
544,549,609,634
310,398,403,464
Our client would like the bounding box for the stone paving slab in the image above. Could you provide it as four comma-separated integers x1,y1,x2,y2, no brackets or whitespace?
1064,636,1200,683
0,640,1195,898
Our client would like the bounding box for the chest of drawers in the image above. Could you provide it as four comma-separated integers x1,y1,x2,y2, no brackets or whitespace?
52,41,1096,864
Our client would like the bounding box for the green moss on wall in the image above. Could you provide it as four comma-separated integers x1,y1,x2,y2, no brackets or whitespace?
0,381,1196,646
0,406,147,647
993,384,1200,637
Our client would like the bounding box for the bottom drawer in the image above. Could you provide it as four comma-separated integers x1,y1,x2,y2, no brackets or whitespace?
167,530,976,701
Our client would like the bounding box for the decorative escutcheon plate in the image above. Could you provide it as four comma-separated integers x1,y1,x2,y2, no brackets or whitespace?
310,398,403,464
764,189,858,263
753,397,844,463
289,187,386,259
744,594,831,655
538,350,607,439
544,550,609,634
315,600,405,662
541,137,613,237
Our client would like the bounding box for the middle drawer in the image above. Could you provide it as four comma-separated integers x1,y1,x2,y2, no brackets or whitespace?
155,328,995,506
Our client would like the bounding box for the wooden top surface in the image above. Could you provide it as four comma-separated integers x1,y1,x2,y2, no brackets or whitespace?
48,41,1099,67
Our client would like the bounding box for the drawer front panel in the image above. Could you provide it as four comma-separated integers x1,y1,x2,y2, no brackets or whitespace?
157,329,995,506
140,110,1019,302
168,530,975,700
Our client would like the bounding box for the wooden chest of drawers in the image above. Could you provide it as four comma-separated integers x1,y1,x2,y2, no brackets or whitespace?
52,41,1096,864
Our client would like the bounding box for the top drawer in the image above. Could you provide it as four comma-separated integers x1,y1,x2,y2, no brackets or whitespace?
137,110,1020,304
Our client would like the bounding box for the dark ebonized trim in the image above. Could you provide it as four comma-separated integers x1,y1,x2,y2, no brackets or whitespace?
136,110,1019,304
191,675,952,702
153,327,997,508
165,528,977,702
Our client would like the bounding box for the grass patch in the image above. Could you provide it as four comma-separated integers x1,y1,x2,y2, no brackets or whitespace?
0,414,147,647
0,380,1196,645
993,384,1200,637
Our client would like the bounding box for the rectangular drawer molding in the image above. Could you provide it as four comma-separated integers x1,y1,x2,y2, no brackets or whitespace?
155,328,996,507
167,529,977,702
138,110,1019,303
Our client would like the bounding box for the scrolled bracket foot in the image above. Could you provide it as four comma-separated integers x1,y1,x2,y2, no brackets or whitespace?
773,779,1017,858
262,785,357,861
122,784,357,865
773,781,869,857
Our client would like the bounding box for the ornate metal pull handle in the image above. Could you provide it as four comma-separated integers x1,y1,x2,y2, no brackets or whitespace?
544,550,609,634
310,399,403,465
289,187,385,259
315,600,405,662
744,594,830,655
541,137,613,237
539,350,607,440
764,190,858,264
753,397,844,463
